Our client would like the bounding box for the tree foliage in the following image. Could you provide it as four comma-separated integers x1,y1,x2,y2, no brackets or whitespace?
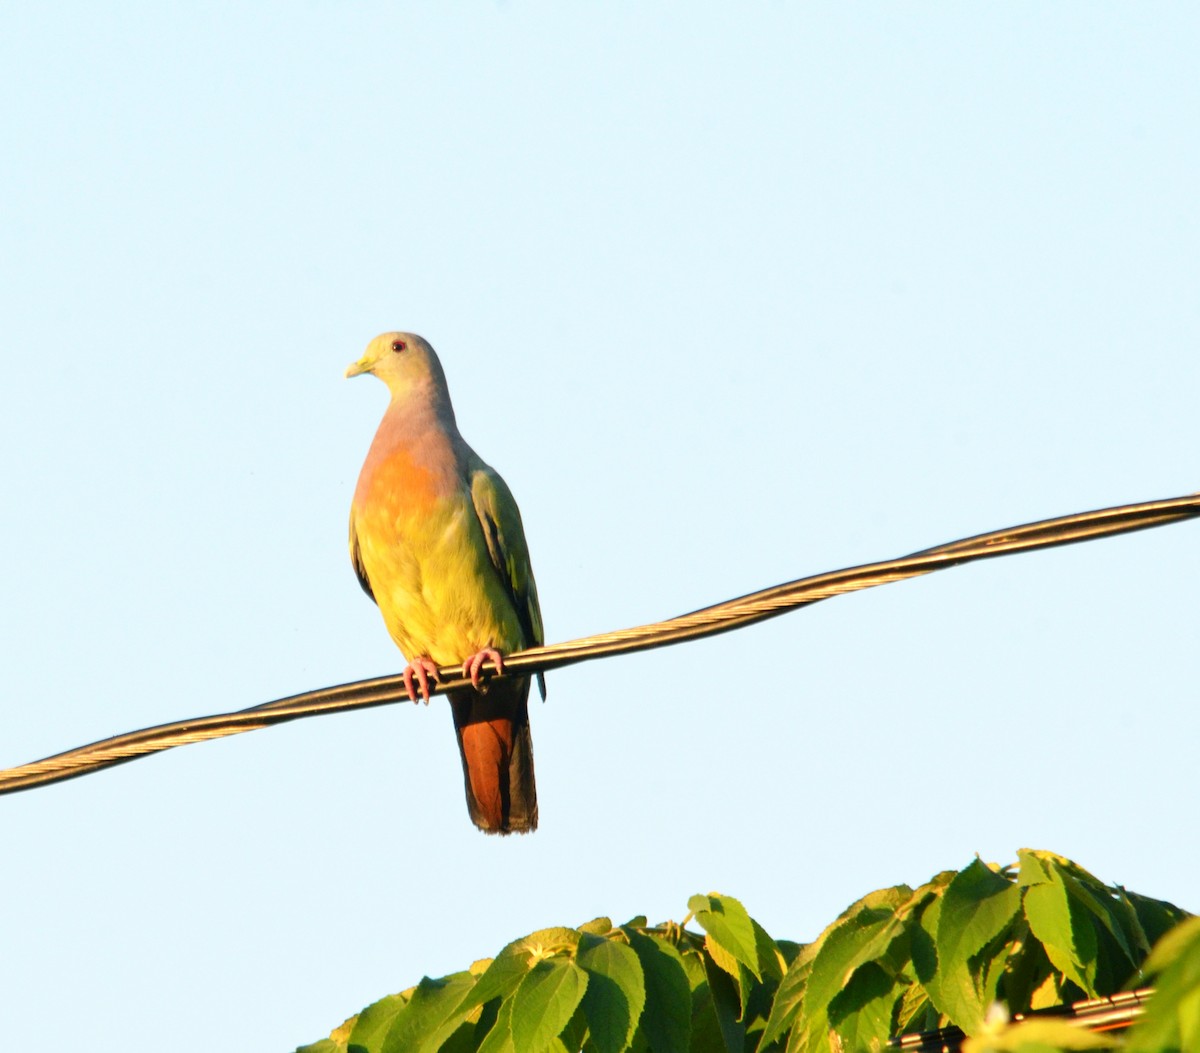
298,850,1195,1053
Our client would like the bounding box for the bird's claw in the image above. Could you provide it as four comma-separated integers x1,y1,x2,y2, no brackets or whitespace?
402,657,441,704
462,647,505,690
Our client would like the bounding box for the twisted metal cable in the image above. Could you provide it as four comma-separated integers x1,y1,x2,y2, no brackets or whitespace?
3,492,1197,796
890,986,1152,1050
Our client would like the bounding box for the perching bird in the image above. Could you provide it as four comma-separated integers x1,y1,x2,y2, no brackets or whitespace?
345,332,544,834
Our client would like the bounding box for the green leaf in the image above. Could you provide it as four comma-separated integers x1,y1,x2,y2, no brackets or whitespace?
800,906,903,1050
998,921,1056,1015
681,948,733,1053
577,935,646,1053
383,972,478,1053
703,934,752,1018
910,892,940,986
1016,849,1057,887
458,946,534,1017
626,933,691,1053
510,958,589,1053
752,919,787,984
703,953,746,1052
962,1016,1117,1052
348,994,408,1053
1023,873,1097,996
1125,917,1200,1053
1055,862,1141,978
296,1042,344,1053
477,997,515,1053
894,980,936,1036
579,917,614,936
689,894,761,980
827,961,900,1052
916,886,985,1031
758,946,812,1048
1125,889,1192,949
938,859,1021,965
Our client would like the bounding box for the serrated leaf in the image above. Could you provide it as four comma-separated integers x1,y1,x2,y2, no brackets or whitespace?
688,894,761,981
681,949,733,1053
1125,889,1191,948
1023,875,1097,995
911,893,941,985
577,935,646,1053
704,953,746,1052
827,961,901,1051
799,906,904,1050
383,971,478,1053
477,997,515,1053
457,938,542,1018
521,927,584,958
894,981,935,1035
1141,914,1200,977
1056,869,1137,974
704,933,751,1018
510,958,589,1053
439,1021,486,1053
558,1001,589,1053
759,952,811,1049
1016,849,1058,887
1027,969,1065,1011
752,919,787,984
626,933,691,1053
1124,920,1200,1053
348,993,408,1053
915,888,984,1031
938,859,1021,965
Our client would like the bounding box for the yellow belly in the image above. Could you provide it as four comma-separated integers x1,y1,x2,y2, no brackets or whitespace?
356,494,525,665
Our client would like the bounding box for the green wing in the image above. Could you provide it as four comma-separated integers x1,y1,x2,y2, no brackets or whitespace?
470,464,545,698
349,515,376,603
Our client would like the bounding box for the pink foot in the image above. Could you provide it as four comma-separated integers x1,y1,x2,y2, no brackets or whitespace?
402,657,441,704
462,647,505,690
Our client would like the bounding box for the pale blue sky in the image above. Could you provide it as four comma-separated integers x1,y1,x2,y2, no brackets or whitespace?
2,4,1198,1050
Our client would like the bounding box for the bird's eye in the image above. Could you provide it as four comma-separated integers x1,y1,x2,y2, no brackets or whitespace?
391,339,407,353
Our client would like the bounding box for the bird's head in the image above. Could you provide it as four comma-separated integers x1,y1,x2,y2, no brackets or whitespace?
344,332,452,407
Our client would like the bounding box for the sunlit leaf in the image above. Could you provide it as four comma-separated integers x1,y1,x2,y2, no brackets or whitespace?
458,944,534,1016
827,961,900,1052
759,947,812,1048
962,1015,1116,1052
1024,874,1097,996
477,997,515,1053
383,971,478,1053
704,954,745,1052
626,932,691,1053
681,948,733,1053
1125,917,1200,1053
348,993,408,1053
510,958,589,1053
938,859,1021,965
688,894,761,980
578,935,646,1053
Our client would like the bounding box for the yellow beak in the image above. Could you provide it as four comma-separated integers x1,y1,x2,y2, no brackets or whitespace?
344,358,371,379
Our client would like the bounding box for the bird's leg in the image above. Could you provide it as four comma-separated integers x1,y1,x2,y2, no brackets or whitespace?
402,657,441,704
462,647,505,691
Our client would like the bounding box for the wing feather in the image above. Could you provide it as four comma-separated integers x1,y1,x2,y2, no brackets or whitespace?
469,465,545,698
349,515,377,604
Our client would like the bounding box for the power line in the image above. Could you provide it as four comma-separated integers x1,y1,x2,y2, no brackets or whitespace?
2,492,1196,796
